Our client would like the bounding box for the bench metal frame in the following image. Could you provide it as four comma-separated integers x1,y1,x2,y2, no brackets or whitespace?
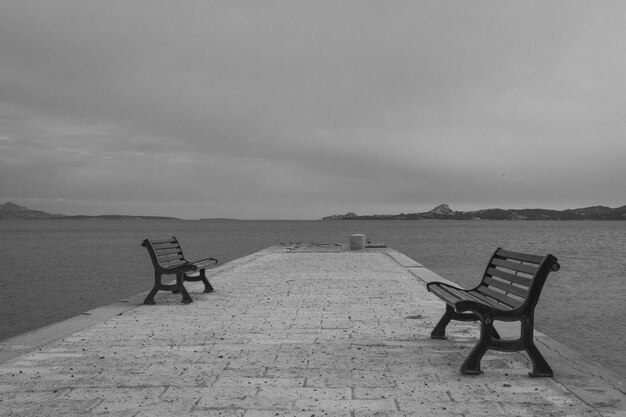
141,237,218,305
426,248,560,377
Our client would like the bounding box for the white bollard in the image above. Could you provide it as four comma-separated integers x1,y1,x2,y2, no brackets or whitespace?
349,234,366,250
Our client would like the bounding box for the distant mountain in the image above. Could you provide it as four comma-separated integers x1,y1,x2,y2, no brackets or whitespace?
0,202,179,220
0,202,65,219
426,204,455,217
323,204,626,221
322,212,358,220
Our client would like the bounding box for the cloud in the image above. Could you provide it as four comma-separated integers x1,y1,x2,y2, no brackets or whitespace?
1,1,626,218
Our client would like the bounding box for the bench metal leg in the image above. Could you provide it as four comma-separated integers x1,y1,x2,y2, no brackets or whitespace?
143,288,159,305
491,326,501,340
460,315,552,377
199,269,214,293
143,271,193,305
522,318,553,377
175,272,193,304
460,316,495,375
431,305,454,339
184,269,214,293
143,271,162,305
526,342,553,377
431,305,480,339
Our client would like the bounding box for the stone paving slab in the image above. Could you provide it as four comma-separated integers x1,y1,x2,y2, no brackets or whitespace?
1,245,625,416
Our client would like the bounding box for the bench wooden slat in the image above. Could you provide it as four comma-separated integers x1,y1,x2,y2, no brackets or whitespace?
150,238,178,246
428,285,463,306
495,248,544,264
155,252,183,259
157,253,184,262
161,260,187,269
490,258,538,275
434,285,464,301
442,285,496,308
430,284,508,310
487,267,533,288
156,252,183,261
483,276,529,298
158,256,184,264
153,245,182,254
193,258,219,269
475,285,522,309
155,247,182,255
154,245,182,252
466,289,515,310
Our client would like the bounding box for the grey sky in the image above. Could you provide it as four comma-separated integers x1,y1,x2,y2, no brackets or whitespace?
1,1,625,219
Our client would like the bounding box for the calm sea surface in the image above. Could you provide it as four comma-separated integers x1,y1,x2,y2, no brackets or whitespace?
1,219,624,379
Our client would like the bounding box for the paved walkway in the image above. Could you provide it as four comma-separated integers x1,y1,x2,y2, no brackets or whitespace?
1,245,625,416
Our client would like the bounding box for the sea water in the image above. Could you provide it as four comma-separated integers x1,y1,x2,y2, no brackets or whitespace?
1,219,624,379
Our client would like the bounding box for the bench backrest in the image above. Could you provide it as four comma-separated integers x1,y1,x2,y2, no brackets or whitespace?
141,237,187,271
475,248,559,311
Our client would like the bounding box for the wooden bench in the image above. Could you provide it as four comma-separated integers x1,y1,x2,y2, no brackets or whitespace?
141,237,218,305
426,248,560,377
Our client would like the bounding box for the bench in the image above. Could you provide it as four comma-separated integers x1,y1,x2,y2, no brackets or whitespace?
141,237,218,305
426,248,560,377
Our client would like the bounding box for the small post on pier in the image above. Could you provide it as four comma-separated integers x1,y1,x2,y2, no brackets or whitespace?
349,234,366,250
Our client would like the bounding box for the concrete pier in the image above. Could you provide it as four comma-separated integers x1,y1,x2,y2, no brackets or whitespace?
1,244,624,416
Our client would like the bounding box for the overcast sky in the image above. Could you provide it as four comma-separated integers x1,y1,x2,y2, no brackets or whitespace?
1,1,625,219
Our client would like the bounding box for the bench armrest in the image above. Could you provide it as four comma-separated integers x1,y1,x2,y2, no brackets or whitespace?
426,281,465,292
191,257,219,268
161,263,198,274
427,282,493,315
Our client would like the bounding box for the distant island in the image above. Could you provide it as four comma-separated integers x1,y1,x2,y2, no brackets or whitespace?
0,202,178,220
4,201,626,221
324,203,626,221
